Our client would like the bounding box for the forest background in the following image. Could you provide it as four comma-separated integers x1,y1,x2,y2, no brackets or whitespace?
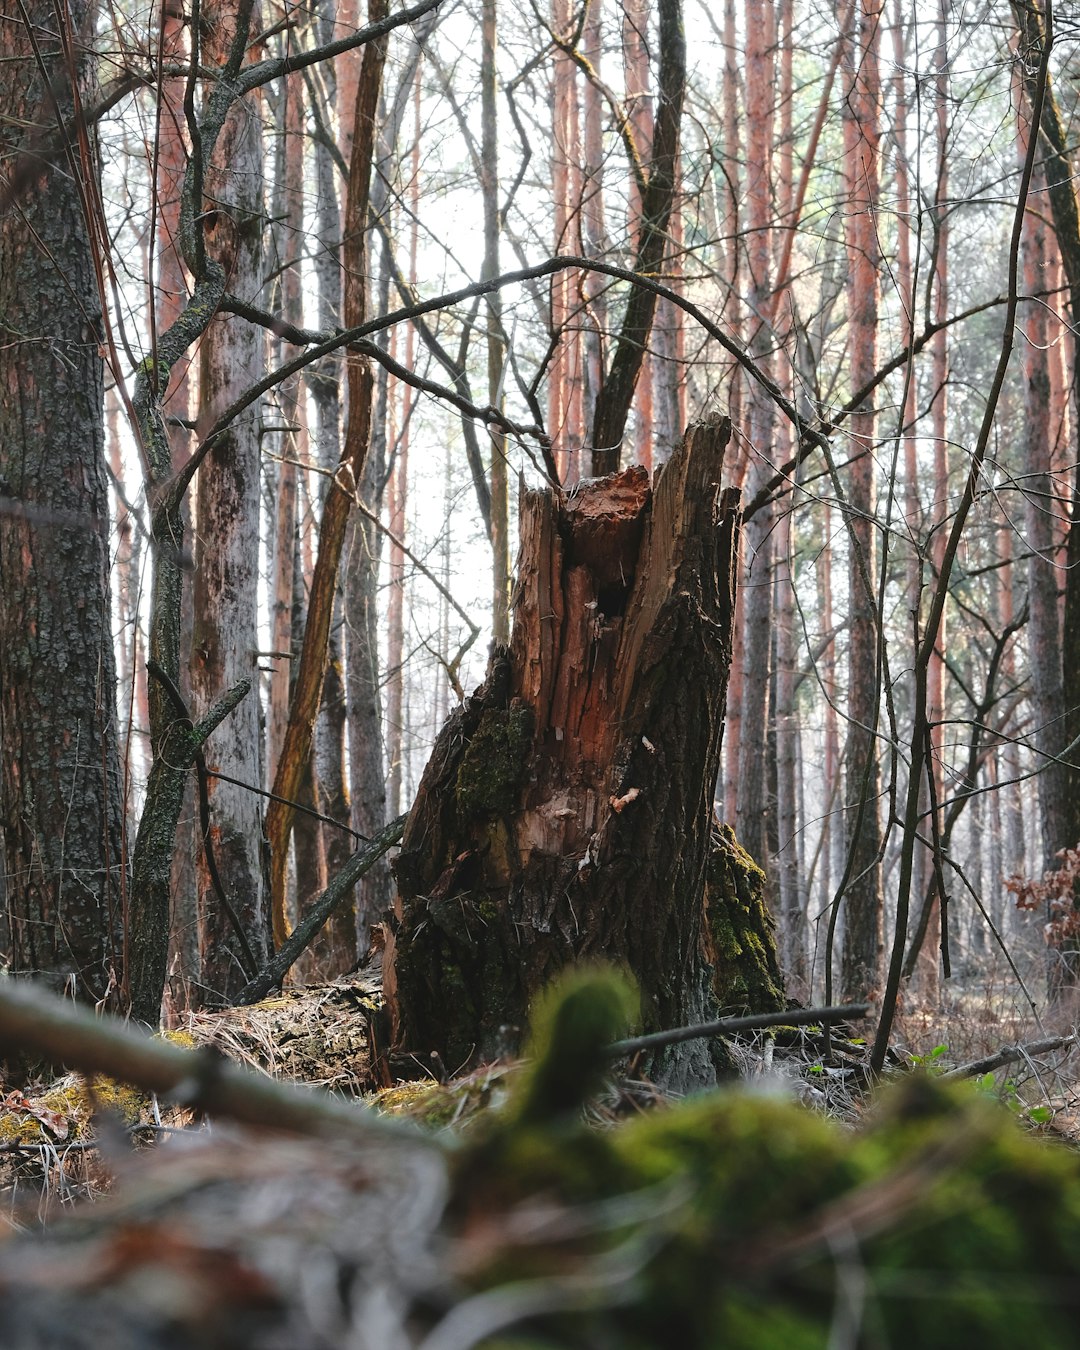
2,0,1079,1065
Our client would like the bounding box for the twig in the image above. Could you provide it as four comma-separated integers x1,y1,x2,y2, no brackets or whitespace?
940,1034,1077,1081
608,1004,871,1058
234,814,407,1005
145,660,260,980
0,978,438,1149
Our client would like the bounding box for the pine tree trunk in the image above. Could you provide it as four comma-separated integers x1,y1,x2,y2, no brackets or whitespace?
0,0,125,1001
387,418,783,1090
839,0,884,1003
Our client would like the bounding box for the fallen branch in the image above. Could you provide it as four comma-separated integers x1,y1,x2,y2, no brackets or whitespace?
609,1004,871,1058
0,978,436,1149
234,813,407,1006
940,1034,1077,1081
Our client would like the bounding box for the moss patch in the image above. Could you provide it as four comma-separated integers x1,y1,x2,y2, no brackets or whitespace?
454,705,533,820
705,824,785,1013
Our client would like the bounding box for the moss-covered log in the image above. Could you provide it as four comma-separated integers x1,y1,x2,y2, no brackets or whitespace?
386,417,783,1088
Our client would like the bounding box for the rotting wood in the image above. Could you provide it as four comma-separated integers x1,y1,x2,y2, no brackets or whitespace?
388,416,784,1089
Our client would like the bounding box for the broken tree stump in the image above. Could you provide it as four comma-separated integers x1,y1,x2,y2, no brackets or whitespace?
386,416,783,1088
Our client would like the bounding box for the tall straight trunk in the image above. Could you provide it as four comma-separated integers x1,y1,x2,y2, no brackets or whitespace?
652,186,684,469
918,0,950,999
0,0,125,1000
158,3,200,1013
579,0,606,474
622,0,654,470
719,0,744,819
891,0,930,977
721,0,742,441
268,57,305,787
839,0,884,1003
1023,176,1069,874
386,362,409,821
482,0,509,642
191,0,270,1001
723,529,743,826
1011,0,1080,888
346,372,389,945
549,0,573,479
818,501,841,990
734,0,775,874
772,0,803,988
774,467,803,989
997,524,1025,888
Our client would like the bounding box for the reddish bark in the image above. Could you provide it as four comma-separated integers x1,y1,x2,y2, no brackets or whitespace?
839,0,885,1003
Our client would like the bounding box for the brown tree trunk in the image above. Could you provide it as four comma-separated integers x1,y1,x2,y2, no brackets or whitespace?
387,418,783,1089
839,0,885,1004
0,0,125,1002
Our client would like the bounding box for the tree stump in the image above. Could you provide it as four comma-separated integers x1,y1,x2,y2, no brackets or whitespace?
385,417,783,1088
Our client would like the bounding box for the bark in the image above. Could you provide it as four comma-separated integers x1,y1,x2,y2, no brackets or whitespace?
387,418,783,1090
620,0,654,471
917,0,951,1001
0,0,125,1001
386,378,409,820
158,3,200,1014
1012,0,1080,867
839,0,884,1004
892,0,930,970
734,0,776,875
775,464,803,991
345,420,389,946
1022,173,1069,876
191,0,271,1002
549,0,573,476
580,0,606,467
482,0,510,640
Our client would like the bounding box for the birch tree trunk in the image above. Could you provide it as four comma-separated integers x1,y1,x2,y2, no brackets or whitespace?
191,0,270,1001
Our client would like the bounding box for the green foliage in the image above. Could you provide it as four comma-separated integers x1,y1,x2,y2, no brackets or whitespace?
450,970,1080,1348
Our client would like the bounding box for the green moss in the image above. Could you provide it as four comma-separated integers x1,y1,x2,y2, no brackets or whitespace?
448,975,1080,1348
454,705,533,820
705,824,785,1012
511,968,637,1127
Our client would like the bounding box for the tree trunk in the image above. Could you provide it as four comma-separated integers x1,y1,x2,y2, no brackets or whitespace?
839,0,884,1004
387,418,783,1090
0,0,125,1002
191,0,270,1001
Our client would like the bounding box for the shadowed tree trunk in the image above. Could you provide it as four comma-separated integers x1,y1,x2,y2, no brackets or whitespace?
387,417,783,1090
0,0,125,1001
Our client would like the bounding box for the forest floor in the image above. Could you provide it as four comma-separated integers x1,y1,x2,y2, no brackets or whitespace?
2,960,1080,1348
